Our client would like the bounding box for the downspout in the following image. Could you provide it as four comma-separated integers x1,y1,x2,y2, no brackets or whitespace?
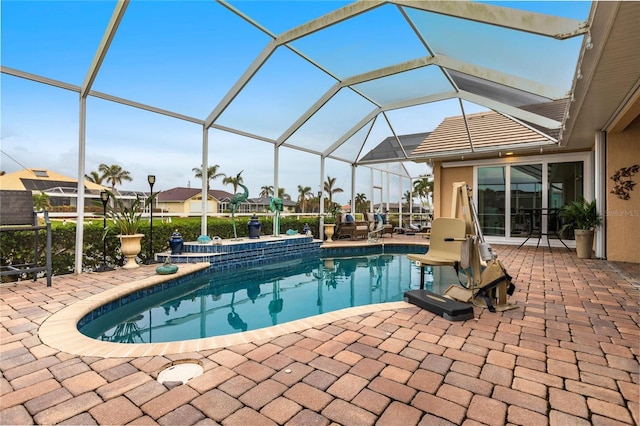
594,131,606,259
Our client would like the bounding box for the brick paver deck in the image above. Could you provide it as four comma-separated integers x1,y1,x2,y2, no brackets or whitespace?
1,242,638,425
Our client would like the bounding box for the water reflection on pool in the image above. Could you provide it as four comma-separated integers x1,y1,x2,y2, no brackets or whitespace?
79,253,463,343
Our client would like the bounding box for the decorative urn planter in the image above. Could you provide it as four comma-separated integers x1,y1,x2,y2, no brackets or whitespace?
248,214,261,239
118,234,144,269
324,224,336,241
169,230,184,255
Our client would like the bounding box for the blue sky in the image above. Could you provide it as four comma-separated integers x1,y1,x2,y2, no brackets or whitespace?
0,1,591,205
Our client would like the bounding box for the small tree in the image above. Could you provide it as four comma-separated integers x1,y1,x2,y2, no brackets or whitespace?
99,164,132,190
32,191,50,212
260,185,274,198
355,193,367,214
324,175,344,210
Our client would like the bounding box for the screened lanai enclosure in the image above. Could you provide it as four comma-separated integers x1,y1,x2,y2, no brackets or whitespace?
1,0,595,272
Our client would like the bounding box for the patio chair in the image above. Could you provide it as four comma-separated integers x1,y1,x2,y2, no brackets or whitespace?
0,190,52,286
336,213,368,240
406,217,466,289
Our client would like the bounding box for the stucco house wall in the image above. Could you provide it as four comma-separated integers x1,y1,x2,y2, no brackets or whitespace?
160,197,216,215
433,162,473,219
606,116,640,263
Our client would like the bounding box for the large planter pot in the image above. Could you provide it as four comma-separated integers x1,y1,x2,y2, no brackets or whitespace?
323,224,336,241
574,229,594,259
119,234,144,269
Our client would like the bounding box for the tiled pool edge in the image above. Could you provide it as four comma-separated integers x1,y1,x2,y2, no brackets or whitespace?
40,242,431,358
39,261,410,357
77,243,428,332
38,262,210,357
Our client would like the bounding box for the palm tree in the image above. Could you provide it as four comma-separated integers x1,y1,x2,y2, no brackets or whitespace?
223,173,244,193
355,193,367,214
413,177,433,219
323,175,344,209
32,191,50,212
99,164,132,190
277,187,291,200
297,185,312,213
260,185,274,198
403,190,413,205
85,170,104,184
193,165,225,191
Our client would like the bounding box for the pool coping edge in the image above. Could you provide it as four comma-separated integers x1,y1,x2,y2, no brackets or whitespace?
39,262,412,357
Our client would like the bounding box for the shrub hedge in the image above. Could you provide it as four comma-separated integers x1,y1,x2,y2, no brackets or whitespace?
0,216,321,281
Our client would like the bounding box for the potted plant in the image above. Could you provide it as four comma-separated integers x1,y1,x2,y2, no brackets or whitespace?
560,197,602,259
105,191,156,269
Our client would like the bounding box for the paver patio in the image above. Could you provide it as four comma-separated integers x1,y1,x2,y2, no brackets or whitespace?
1,241,638,425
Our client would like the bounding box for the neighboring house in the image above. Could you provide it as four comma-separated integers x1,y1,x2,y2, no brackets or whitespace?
245,197,297,214
156,189,297,215
0,168,108,209
156,187,233,215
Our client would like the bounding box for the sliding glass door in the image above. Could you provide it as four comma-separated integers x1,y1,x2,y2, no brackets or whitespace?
510,165,542,238
548,161,584,238
477,167,505,236
476,158,586,240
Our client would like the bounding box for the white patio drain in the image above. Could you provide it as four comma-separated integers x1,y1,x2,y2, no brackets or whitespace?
157,362,203,387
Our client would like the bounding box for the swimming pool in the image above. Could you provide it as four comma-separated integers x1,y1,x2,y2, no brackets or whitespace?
79,253,463,343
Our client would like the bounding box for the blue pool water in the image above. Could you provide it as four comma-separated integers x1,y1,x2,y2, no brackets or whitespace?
79,253,463,343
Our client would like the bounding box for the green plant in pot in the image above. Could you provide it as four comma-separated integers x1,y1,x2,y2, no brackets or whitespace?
104,191,156,269
560,197,602,259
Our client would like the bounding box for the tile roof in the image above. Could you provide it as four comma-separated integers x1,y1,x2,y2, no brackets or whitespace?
360,132,431,163
0,168,106,192
412,108,557,157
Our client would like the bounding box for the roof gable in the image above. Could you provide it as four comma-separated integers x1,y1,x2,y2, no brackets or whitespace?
412,109,555,157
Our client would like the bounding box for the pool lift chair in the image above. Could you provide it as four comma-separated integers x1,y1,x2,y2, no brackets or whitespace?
367,213,385,243
367,210,394,243
404,182,517,320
